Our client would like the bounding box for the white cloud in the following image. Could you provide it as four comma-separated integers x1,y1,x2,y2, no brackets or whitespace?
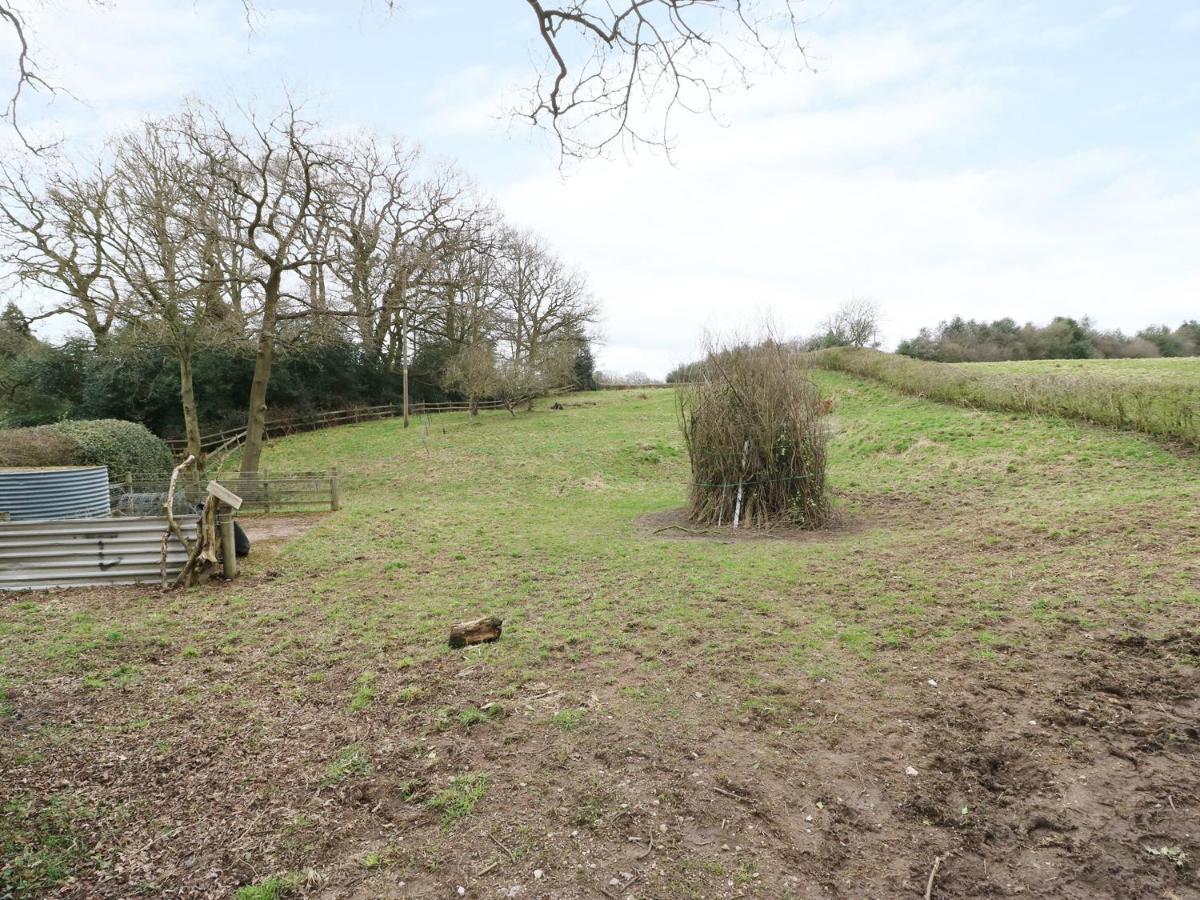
498,61,1199,377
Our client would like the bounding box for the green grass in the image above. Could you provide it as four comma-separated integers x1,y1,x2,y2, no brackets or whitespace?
348,670,376,711
235,874,299,900
322,743,371,786
428,774,490,828
1,382,1197,893
553,708,586,731
0,796,88,898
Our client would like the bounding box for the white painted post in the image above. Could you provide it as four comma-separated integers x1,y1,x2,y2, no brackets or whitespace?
733,438,749,529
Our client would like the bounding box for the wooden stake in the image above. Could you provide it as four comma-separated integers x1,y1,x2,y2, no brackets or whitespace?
220,514,237,579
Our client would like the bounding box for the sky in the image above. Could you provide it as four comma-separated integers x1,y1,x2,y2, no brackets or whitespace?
2,0,1198,378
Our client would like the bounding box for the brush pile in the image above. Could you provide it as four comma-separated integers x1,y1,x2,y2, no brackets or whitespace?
677,340,830,528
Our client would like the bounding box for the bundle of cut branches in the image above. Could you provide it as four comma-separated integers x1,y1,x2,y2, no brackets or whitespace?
677,339,830,529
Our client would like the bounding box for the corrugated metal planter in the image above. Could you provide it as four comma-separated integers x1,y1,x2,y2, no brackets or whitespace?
0,466,112,521
0,516,198,591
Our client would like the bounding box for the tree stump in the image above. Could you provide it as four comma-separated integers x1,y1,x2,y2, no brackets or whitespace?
448,616,503,649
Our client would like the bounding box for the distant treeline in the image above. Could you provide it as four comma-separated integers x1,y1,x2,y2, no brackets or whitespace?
664,311,1200,384
0,307,598,434
895,316,1200,363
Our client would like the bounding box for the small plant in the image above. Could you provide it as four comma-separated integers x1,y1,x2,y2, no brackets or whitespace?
1144,846,1188,868
458,704,503,728
397,778,426,802
349,671,376,712
458,706,488,727
322,743,371,786
428,774,490,828
282,814,313,834
398,685,421,703
552,708,585,731
235,874,300,900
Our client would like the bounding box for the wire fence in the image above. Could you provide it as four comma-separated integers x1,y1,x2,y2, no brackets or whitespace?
110,470,340,516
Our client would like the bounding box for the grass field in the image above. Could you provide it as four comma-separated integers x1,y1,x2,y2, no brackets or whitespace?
2,376,1198,898
963,356,1200,383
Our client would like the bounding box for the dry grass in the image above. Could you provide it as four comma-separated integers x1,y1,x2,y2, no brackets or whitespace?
677,340,829,528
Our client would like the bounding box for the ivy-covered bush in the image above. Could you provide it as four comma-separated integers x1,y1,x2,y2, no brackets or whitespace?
0,419,172,475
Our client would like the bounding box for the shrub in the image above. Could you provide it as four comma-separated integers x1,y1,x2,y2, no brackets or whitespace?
810,348,1200,447
0,428,77,468
0,419,173,474
677,340,830,528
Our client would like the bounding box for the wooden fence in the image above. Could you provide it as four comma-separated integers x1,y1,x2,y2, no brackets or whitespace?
167,397,542,458
112,470,340,515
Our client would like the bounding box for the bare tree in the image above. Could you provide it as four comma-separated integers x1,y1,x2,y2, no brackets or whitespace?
3,2,807,159
103,121,228,464
444,340,500,416
492,227,597,405
0,158,121,344
520,0,806,157
822,297,881,349
173,101,333,478
0,1,57,152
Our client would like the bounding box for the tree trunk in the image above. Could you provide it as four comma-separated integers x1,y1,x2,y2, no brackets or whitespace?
179,352,203,471
469,395,479,417
239,271,280,478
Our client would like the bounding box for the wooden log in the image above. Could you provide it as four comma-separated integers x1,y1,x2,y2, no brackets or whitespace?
448,616,503,649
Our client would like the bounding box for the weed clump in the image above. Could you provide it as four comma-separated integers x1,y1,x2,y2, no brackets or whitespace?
322,743,371,786
678,340,830,528
428,774,490,828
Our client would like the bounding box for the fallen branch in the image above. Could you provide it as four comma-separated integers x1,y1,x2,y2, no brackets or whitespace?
652,524,713,536
476,858,500,876
488,830,516,863
925,852,950,900
712,785,752,803
160,455,195,587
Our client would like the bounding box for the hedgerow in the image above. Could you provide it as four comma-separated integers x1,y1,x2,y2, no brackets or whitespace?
810,348,1199,447
0,419,172,474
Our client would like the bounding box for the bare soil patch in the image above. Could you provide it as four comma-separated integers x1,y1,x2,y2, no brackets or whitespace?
237,513,325,544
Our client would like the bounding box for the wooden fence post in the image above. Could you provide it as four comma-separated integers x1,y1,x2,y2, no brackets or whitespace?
124,472,133,493
262,468,271,514
220,514,237,579
330,467,341,511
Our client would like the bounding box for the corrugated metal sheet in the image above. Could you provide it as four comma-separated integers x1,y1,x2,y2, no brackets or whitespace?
0,516,198,591
0,466,112,521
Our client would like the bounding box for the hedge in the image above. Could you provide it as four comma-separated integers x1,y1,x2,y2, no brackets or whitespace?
0,419,173,474
808,347,1200,447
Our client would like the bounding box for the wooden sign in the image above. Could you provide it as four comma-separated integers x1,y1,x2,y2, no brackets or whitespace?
206,481,244,510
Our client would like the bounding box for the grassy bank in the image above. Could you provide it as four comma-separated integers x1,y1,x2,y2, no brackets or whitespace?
810,347,1200,447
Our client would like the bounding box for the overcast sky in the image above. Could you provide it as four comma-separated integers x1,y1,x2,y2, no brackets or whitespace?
3,0,1198,378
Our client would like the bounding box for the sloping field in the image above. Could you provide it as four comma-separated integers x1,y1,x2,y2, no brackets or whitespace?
2,377,1198,899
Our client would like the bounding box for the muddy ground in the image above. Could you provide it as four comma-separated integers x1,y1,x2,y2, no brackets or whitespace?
2,584,1196,897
